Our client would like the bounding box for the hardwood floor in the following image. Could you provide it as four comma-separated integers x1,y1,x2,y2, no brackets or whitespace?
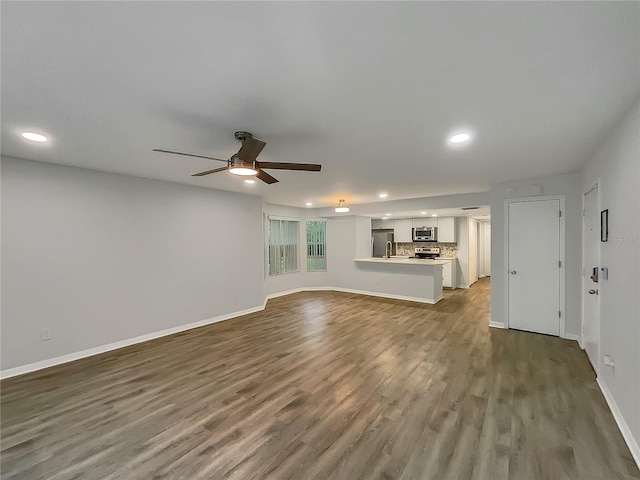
2,278,638,480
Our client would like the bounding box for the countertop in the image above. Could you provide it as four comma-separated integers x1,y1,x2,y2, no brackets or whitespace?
354,257,449,266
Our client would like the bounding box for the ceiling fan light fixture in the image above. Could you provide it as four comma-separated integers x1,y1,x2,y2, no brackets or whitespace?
228,154,257,176
335,199,349,213
229,167,258,176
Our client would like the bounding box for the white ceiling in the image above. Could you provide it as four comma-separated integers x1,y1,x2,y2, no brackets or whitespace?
2,2,639,208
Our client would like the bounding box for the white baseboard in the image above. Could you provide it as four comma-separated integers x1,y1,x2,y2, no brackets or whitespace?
265,288,305,300
267,287,442,304
0,303,265,380
488,321,505,329
2,287,443,380
563,333,583,348
596,377,640,469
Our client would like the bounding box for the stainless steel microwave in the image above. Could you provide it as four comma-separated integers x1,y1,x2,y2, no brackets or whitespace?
412,226,437,242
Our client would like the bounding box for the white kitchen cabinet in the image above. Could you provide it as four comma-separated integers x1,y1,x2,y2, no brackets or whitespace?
441,259,457,289
393,219,413,243
437,217,456,243
411,217,456,242
372,219,394,229
412,217,437,228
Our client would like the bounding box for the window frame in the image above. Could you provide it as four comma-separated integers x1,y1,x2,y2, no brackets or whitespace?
268,216,300,276
306,219,327,272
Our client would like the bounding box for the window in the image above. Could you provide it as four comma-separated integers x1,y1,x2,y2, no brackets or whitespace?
269,218,299,275
306,220,326,271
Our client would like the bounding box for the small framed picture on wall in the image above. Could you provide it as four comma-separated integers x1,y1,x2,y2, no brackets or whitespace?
601,209,609,242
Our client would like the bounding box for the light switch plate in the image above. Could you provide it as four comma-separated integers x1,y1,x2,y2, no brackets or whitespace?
41,328,52,341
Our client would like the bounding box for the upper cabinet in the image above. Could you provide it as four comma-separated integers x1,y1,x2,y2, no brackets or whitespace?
436,217,456,243
393,219,413,243
412,218,437,228
372,219,394,229
410,217,456,242
377,216,457,243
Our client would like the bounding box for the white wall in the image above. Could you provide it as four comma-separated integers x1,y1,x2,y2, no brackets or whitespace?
582,100,640,455
490,173,583,335
1,157,265,372
456,217,480,288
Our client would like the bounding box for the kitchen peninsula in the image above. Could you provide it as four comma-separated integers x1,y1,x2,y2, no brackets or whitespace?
353,257,447,304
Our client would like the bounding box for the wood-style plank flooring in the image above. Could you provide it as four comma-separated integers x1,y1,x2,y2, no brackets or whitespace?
2,279,639,479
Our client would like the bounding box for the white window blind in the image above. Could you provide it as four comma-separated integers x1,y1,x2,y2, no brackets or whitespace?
269,219,299,275
306,221,326,271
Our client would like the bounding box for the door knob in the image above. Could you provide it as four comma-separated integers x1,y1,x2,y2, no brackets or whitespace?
510,270,517,275
588,289,598,295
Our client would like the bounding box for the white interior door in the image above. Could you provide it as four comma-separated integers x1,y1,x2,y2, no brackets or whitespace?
484,223,491,276
583,186,600,371
508,199,561,336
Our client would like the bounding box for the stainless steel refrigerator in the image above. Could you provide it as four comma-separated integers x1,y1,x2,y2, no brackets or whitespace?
372,231,396,257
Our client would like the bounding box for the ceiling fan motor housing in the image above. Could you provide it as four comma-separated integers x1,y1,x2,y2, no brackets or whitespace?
234,131,253,143
229,154,256,170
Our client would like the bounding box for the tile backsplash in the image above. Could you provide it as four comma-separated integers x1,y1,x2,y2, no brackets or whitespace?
396,242,458,258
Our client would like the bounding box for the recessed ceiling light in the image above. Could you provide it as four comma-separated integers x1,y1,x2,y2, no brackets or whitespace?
448,132,472,144
379,193,388,198
382,216,388,220
431,214,438,217
244,179,256,184
21,132,48,142
305,202,313,206
386,213,391,216
420,211,427,215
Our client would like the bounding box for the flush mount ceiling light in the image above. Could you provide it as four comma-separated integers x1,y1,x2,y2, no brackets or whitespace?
244,179,256,184
379,193,388,198
386,213,391,216
228,154,258,176
382,216,389,220
335,199,349,213
448,131,472,145
420,211,427,215
305,202,313,206
21,131,48,142
432,214,438,217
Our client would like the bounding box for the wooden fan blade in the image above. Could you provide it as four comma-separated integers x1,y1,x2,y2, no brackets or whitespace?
256,170,279,184
191,166,228,177
237,137,266,162
153,149,227,163
257,162,321,172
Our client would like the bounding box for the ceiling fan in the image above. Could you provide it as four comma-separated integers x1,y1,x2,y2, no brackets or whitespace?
153,131,322,184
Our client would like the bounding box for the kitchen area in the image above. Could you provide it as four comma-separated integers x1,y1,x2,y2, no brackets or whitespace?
355,207,491,303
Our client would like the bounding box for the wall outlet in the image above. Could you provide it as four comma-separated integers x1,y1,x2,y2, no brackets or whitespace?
603,355,615,367
41,328,52,341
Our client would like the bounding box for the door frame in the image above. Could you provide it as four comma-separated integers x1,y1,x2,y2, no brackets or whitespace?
581,180,601,355
504,195,566,337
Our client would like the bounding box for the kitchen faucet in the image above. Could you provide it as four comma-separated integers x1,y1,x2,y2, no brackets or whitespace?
384,241,392,259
